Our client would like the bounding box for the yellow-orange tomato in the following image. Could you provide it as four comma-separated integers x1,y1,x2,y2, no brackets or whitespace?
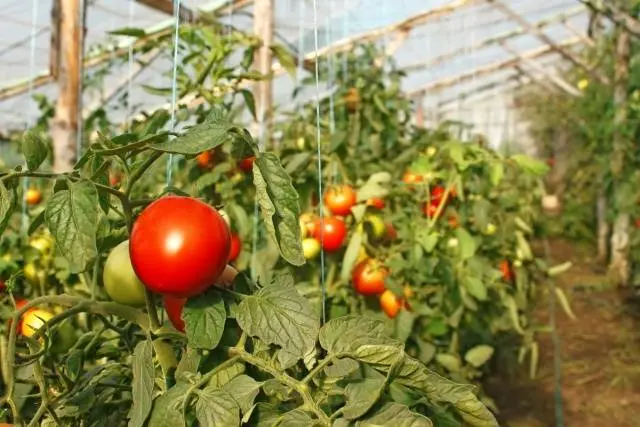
402,172,423,185
299,213,317,237
25,189,42,206
366,198,385,209
447,214,459,228
379,290,402,318
21,308,54,338
324,185,357,216
196,150,214,168
239,156,256,172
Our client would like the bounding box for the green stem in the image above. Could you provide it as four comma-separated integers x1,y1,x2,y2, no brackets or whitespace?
26,340,49,427
144,289,161,331
182,356,241,416
125,150,163,198
233,349,330,424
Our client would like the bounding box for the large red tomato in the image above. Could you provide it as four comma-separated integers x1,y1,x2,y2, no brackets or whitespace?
431,185,446,204
163,295,186,332
352,259,387,296
423,202,438,218
312,217,347,252
130,196,231,298
229,233,241,262
324,185,357,216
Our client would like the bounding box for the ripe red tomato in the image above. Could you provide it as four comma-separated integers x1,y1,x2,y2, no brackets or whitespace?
352,259,387,296
312,217,347,252
447,214,459,228
239,156,256,172
402,172,423,185
109,171,122,187
229,233,241,262
500,260,514,282
196,151,213,168
423,202,439,218
130,196,231,298
379,290,402,318
324,185,357,216
163,295,186,332
634,218,640,229
366,198,385,209
431,185,446,204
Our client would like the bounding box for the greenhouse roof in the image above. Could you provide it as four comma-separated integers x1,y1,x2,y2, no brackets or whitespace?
0,0,590,145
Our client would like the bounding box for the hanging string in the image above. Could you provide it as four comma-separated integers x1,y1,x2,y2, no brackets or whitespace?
166,0,182,188
324,6,339,187
126,0,136,132
76,0,86,158
312,0,327,325
295,0,306,109
21,0,39,235
341,0,348,83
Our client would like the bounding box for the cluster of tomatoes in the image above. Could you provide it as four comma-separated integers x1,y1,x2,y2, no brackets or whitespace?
298,184,405,318
102,195,239,333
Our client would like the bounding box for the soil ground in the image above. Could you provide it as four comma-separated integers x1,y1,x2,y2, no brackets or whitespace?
485,239,640,427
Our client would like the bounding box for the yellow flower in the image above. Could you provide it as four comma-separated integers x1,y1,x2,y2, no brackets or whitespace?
577,79,589,91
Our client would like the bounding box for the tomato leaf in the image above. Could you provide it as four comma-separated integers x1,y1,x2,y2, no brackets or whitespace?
0,181,17,235
222,375,263,416
236,276,319,360
489,162,504,187
240,89,257,121
356,172,391,202
343,378,385,420
252,152,304,266
183,291,226,350
128,339,154,427
194,388,240,427
270,44,297,77
464,345,494,368
147,383,189,427
324,357,360,377
341,231,363,281
208,360,246,388
22,130,48,171
45,180,99,273
109,27,146,37
175,347,201,384
273,409,315,426
392,355,498,427
356,402,433,427
151,108,234,154
510,154,549,176
464,276,487,301
455,228,477,260
319,316,388,354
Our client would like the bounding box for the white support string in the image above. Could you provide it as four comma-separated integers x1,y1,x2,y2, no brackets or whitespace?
312,0,327,324
296,0,305,109
22,0,39,235
76,0,86,158
167,0,182,188
126,0,136,132
341,0,348,83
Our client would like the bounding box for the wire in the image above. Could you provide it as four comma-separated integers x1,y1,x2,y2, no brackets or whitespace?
166,0,182,188
126,0,136,132
76,0,86,158
312,0,326,325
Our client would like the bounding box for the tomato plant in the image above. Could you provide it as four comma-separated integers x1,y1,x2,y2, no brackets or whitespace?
352,259,388,296
324,184,357,216
313,217,347,252
103,240,147,307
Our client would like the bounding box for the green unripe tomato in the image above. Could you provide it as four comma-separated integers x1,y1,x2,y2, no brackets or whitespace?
302,238,321,260
358,215,386,239
484,223,497,235
30,235,53,254
103,240,147,307
50,318,78,354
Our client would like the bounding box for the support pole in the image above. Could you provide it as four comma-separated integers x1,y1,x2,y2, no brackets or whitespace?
253,0,274,144
51,0,83,173
415,95,425,127
609,22,632,285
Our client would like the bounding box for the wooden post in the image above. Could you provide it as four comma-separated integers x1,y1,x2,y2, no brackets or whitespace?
51,0,83,173
415,95,425,127
609,22,631,284
253,0,274,144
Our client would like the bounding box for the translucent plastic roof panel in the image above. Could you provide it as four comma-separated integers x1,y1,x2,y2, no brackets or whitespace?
0,0,591,138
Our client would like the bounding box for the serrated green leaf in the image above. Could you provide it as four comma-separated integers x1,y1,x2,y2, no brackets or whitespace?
236,278,319,359
455,228,476,260
325,357,360,378
319,316,387,354
464,276,487,301
356,172,391,202
183,291,226,350
152,108,234,154
464,345,494,368
343,378,385,420
109,27,146,37
435,353,461,372
208,360,246,388
416,230,439,253
284,152,312,175
45,180,98,273
65,349,84,381
270,44,297,77
356,402,433,427
22,130,47,170
274,409,317,427
128,340,154,427
240,89,257,121
28,210,45,235
223,375,263,416
147,383,188,427
195,388,240,427
392,355,498,427
0,181,16,235
253,153,304,266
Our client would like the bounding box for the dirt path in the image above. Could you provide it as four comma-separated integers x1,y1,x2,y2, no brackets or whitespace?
485,240,640,427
